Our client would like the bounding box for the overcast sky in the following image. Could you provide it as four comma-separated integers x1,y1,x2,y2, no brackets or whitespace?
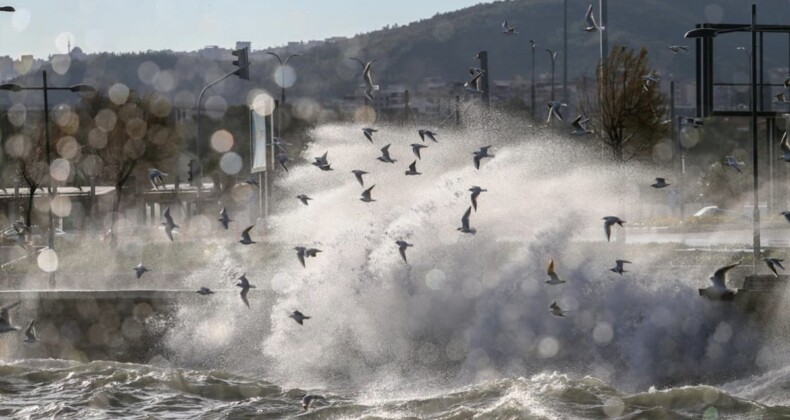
0,0,488,58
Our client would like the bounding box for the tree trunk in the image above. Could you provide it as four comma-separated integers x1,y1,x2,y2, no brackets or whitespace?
25,187,36,241
110,183,122,249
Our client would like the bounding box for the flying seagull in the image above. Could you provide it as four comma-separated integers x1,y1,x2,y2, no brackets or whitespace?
418,129,438,143
295,246,307,267
239,225,256,245
610,259,631,275
312,152,333,171
23,319,38,343
779,132,790,162
546,101,567,123
236,273,256,308
472,146,494,170
700,263,739,301
362,127,378,143
360,185,376,203
396,240,413,263
148,168,167,191
218,207,232,229
290,310,311,325
465,69,485,92
410,143,428,159
724,156,743,174
546,259,566,285
349,57,379,102
0,302,20,333
603,216,625,242
651,178,670,188
377,144,396,163
134,263,150,279
782,211,790,223
161,207,179,241
584,4,605,32
764,258,785,277
297,194,313,206
669,45,689,54
352,170,368,187
641,74,660,91
196,287,214,296
457,206,476,234
502,20,518,35
405,160,421,176
571,115,593,135
469,186,487,211
549,301,567,317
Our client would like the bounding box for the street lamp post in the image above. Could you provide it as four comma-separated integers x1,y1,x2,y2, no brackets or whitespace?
546,49,559,101
685,5,759,273
529,40,536,121
0,71,94,288
266,52,301,138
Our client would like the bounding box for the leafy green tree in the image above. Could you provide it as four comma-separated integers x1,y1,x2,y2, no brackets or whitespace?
578,46,668,162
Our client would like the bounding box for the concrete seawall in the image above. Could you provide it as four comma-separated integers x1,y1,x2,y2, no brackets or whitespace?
0,290,274,363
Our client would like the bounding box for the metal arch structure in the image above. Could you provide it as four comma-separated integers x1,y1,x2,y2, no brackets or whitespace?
692,22,790,119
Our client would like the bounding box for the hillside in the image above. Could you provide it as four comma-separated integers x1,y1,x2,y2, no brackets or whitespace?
3,0,789,108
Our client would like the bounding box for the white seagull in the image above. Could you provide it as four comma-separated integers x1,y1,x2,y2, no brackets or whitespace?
546,259,566,285
584,4,605,32
700,263,739,301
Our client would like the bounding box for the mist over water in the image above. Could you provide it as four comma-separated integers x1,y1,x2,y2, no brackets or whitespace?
158,109,790,400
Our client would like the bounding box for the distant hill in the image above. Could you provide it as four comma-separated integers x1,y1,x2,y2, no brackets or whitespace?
3,0,788,108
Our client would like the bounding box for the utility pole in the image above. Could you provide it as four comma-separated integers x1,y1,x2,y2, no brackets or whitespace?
563,0,568,113
530,40,536,121
476,51,490,106
750,3,760,274
600,0,609,61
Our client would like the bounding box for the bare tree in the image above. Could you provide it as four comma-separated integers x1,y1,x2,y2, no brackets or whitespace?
8,124,48,233
578,46,668,162
76,90,181,245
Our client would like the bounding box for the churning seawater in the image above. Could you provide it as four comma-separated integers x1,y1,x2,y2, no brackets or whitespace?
4,112,790,418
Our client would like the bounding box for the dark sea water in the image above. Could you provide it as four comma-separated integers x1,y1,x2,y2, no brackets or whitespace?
0,359,789,419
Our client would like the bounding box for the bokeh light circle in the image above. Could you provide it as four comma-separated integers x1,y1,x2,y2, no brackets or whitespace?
38,249,59,273
108,83,130,105
273,65,297,88
425,269,447,290
51,195,72,218
211,130,234,152
250,92,275,116
219,152,242,175
50,158,71,182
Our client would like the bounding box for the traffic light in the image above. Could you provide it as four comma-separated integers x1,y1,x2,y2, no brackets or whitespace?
232,47,250,80
187,159,196,184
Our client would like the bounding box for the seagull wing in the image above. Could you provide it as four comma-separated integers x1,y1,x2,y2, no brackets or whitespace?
354,172,365,186
241,226,254,242
711,263,739,289
604,220,613,242
461,207,472,230
399,246,408,263
473,153,481,170
409,160,417,172
240,288,250,308
381,144,391,160
25,319,36,340
471,191,479,211
0,301,19,325
585,4,596,27
348,57,366,71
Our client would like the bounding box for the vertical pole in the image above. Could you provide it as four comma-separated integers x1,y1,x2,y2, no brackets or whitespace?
477,51,490,107
530,42,536,121
695,35,702,118
279,84,285,137
455,95,461,127
751,3,760,274
404,89,410,122
550,54,555,101
599,0,608,63
768,118,774,214
563,0,568,113
268,105,275,229
43,71,55,288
